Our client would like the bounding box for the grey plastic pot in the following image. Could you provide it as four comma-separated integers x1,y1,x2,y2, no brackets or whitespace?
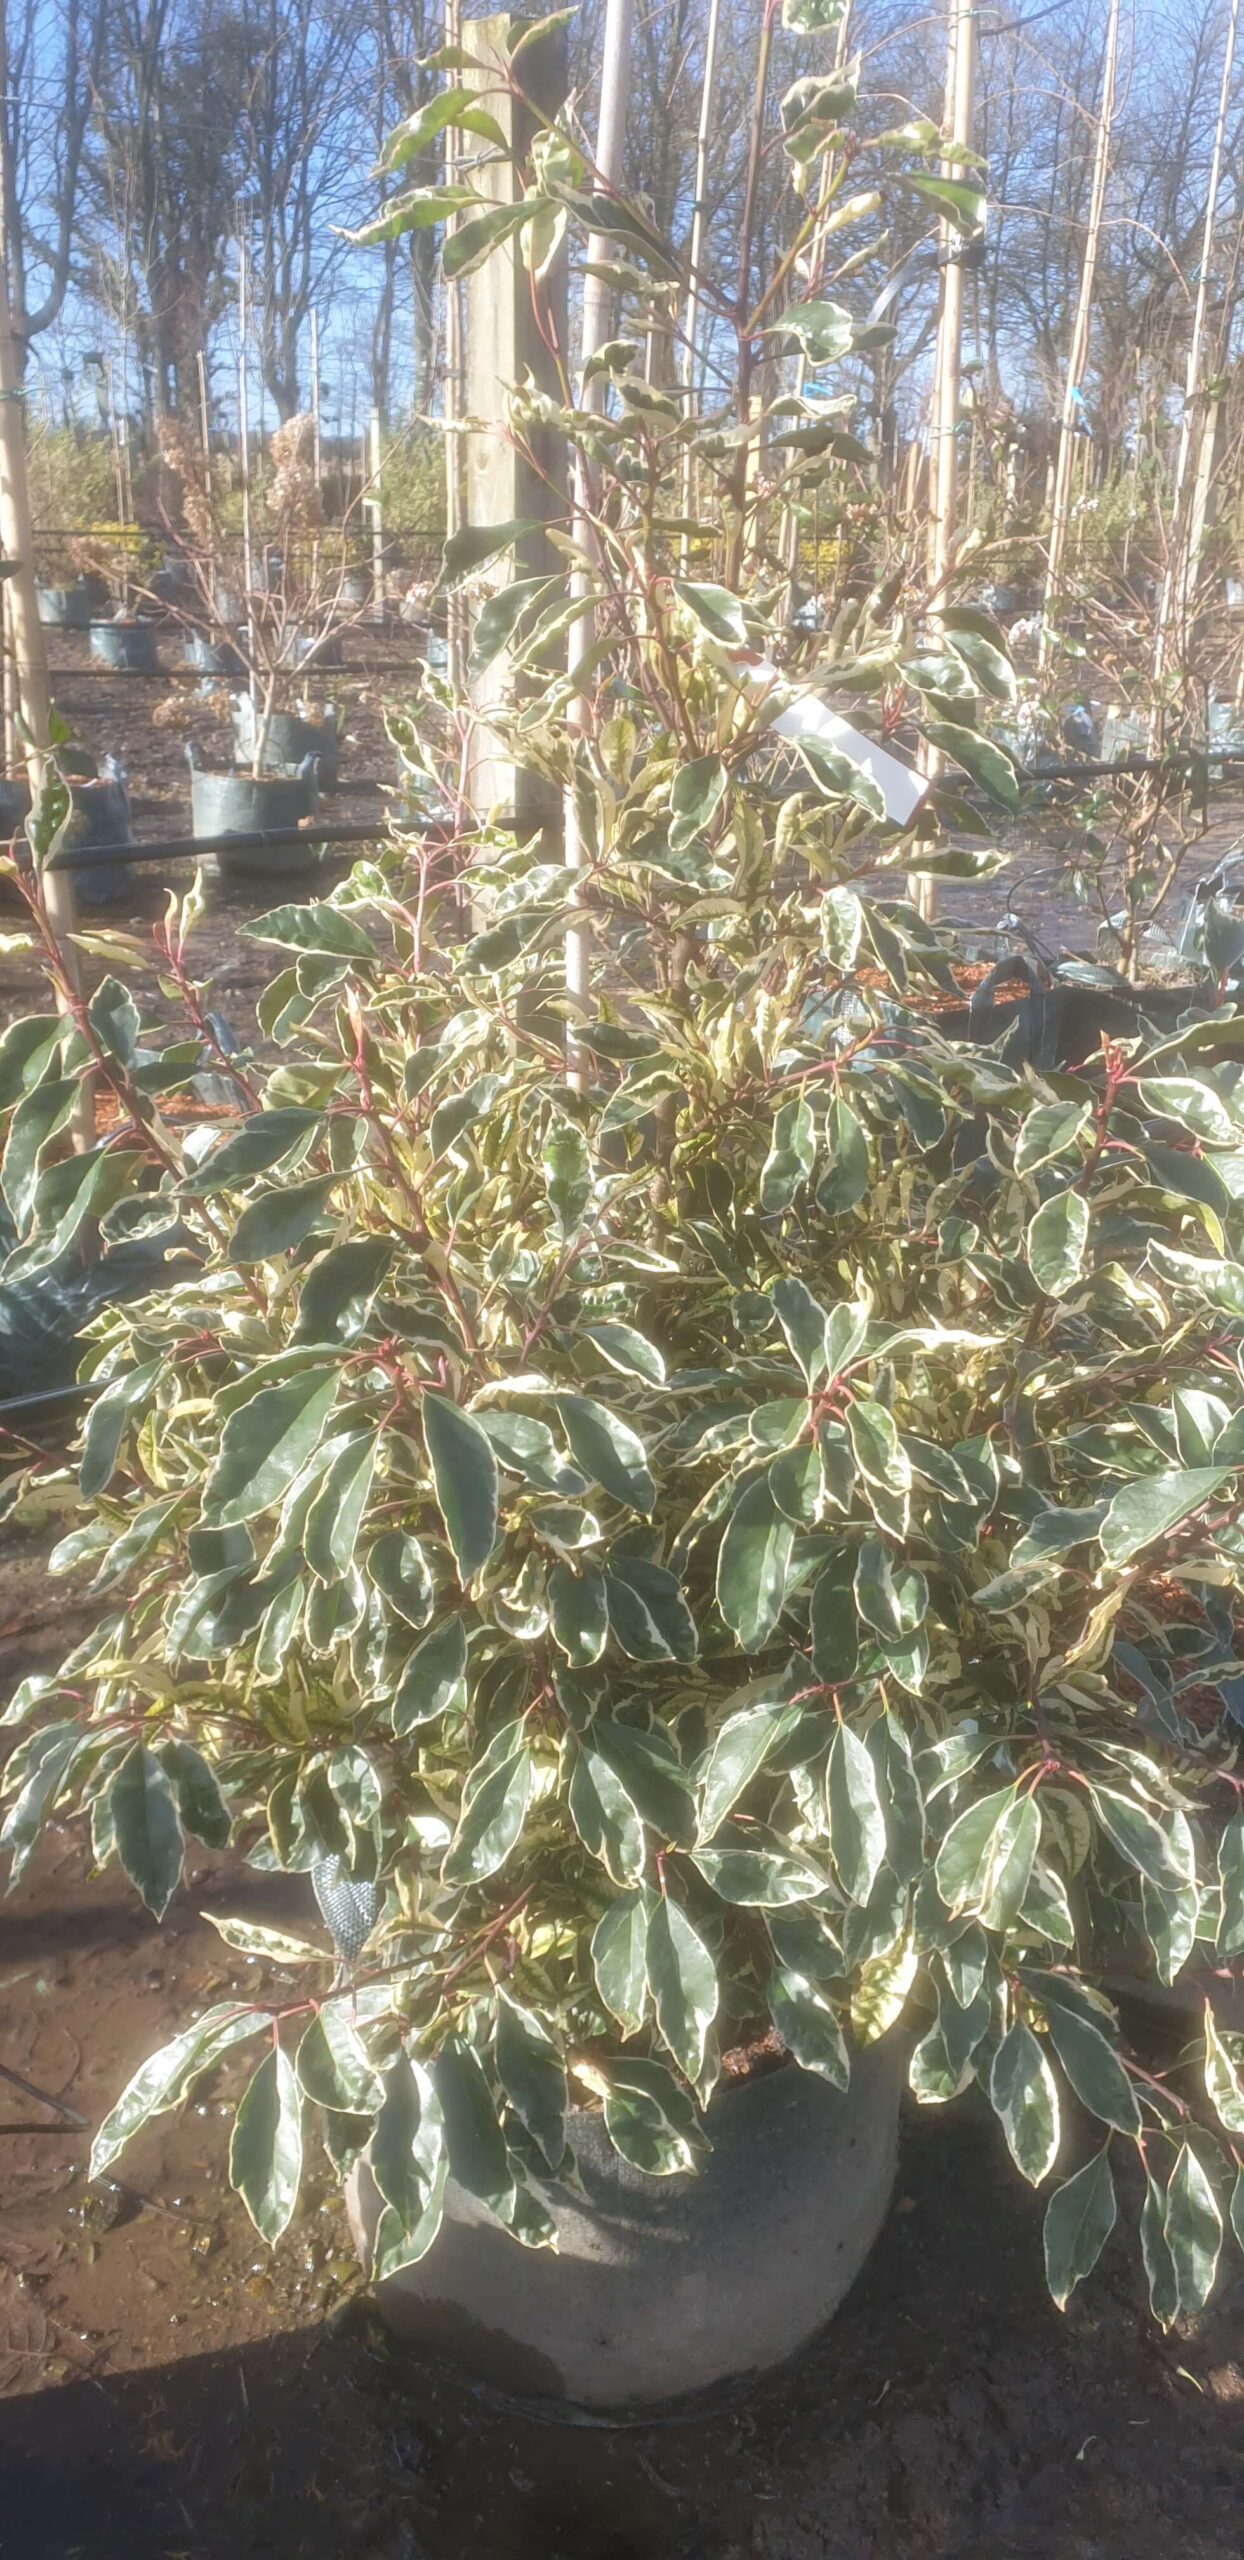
185,631,245,679
36,582,92,631
347,2037,906,2414
279,627,342,673
63,773,135,907
190,764,322,879
90,619,160,673
230,698,339,787
340,569,370,608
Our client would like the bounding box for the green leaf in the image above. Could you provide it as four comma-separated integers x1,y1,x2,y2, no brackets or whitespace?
716,1477,794,1649
202,1914,323,1962
1043,2150,1116,2310
810,1561,859,1684
297,2007,383,2114
79,1358,162,1500
582,1321,666,1384
1219,1815,1244,1955
543,1117,592,1237
1204,2007,1244,2135
944,622,1016,703
697,1698,799,1840
921,719,1019,808
669,754,727,855
1089,1786,1194,1894
646,1893,717,2082
990,2019,1060,2184
158,1738,231,1849
193,1106,325,1188
587,1717,696,1845
904,171,986,235
1137,1076,1237,1146
826,1721,887,1904
845,1399,910,1495
1099,1466,1228,1567
438,513,542,589
591,1891,650,2031
1,1076,82,1229
369,1532,435,1629
568,1736,645,1884
478,1411,586,1497
1164,2141,1223,2314
433,2035,514,2217
1014,1101,1089,1179
470,575,557,678
422,1392,499,1580
305,1435,377,1584
1140,2167,1179,2327
370,2056,445,2228
1028,1189,1089,1297
1044,2005,1141,2135
109,1746,184,1918
203,1368,340,1528
548,1559,608,1664
231,1173,338,1262
854,1539,924,1644
229,2047,303,2243
761,1098,816,1214
391,1614,468,1733
295,1237,394,1343
604,1558,697,1662
935,1783,1020,1914
818,1094,871,1211
768,1966,850,2086
771,1275,828,1384
602,2056,707,2176
90,2005,264,2178
769,299,853,362
671,580,748,647
442,1719,532,1884
693,1824,829,1905
495,1991,567,2169
555,1395,654,1513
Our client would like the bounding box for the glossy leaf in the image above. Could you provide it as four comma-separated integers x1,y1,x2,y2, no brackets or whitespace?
229,2047,303,2243
422,1393,499,1581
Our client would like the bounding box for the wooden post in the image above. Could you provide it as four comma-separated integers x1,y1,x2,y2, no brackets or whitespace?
1153,0,1240,690
460,13,567,827
443,0,467,688
916,0,977,919
1039,0,1119,669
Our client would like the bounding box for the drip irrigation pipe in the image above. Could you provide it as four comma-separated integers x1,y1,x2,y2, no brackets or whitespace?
46,820,389,870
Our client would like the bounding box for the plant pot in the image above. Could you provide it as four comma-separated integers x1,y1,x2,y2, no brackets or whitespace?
340,569,370,609
230,697,339,787
36,582,92,632
63,773,135,907
347,2036,907,2413
0,777,31,838
90,619,160,674
184,632,246,679
190,765,322,879
279,627,342,673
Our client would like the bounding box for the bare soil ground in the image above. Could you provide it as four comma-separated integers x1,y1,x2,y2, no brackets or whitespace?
0,1535,1242,2560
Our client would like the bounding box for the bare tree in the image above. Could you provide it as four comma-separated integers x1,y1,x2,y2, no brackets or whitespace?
0,0,107,371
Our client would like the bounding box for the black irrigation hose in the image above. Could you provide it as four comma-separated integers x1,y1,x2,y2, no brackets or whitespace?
48,658,440,682
47,820,387,871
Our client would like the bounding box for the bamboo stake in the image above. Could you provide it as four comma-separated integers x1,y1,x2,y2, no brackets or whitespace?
0,182,87,1131
565,0,634,1084
1152,0,1241,689
368,403,384,620
915,0,977,920
678,0,723,570
443,0,466,689
309,309,321,488
1038,0,1120,670
237,236,257,710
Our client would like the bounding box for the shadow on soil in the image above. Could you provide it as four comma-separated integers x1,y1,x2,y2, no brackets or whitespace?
2,2107,1242,2560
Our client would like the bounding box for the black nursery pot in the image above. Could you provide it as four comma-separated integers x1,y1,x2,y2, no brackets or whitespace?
190,765,323,880
347,2036,907,2415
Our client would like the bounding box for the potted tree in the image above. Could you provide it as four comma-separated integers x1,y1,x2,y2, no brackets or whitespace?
2,21,1242,2418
